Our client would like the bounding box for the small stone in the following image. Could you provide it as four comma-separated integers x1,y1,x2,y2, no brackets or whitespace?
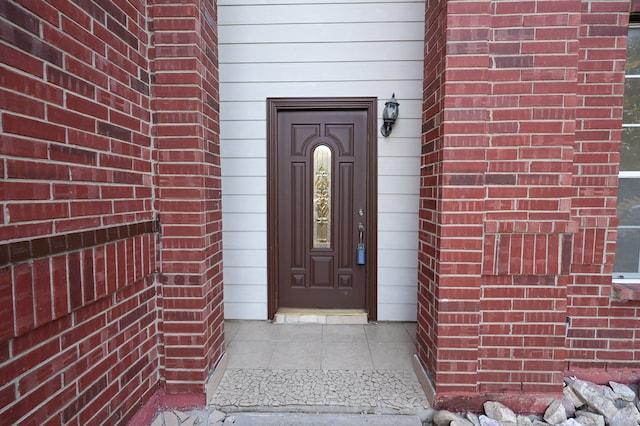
610,382,638,402
181,417,197,426
417,408,437,423
451,419,475,426
563,385,584,409
556,420,582,426
483,401,518,425
570,378,619,421
149,413,164,426
433,410,466,426
209,410,226,424
610,402,640,426
222,415,237,425
544,399,568,425
175,410,192,422
478,415,502,426
466,412,481,426
575,411,605,426
163,411,181,426
516,414,534,426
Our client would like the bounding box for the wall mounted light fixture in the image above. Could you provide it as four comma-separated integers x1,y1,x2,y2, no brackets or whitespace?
380,93,399,137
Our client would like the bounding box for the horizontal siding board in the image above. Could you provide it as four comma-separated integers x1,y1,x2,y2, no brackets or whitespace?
378,285,416,304
224,267,267,285
378,138,421,158
223,177,267,194
224,284,267,303
221,140,266,157
223,231,267,249
224,249,267,267
223,195,267,213
378,231,419,250
220,0,420,4
379,194,419,213
220,61,423,83
220,41,424,64
379,176,420,195
225,303,267,320
221,159,266,177
222,213,267,232
378,213,418,232
220,121,265,140
378,267,418,286
220,80,422,101
219,3,424,25
219,22,424,44
377,304,417,322
221,102,267,121
378,249,419,268
378,157,420,176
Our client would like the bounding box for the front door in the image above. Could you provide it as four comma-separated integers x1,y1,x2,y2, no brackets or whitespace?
267,98,377,319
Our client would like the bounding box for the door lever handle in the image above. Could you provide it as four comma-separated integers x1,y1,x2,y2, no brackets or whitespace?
357,222,365,265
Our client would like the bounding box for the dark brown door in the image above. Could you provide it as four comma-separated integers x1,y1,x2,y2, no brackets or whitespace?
267,99,377,315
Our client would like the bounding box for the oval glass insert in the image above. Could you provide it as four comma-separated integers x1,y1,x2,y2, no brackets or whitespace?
313,145,331,248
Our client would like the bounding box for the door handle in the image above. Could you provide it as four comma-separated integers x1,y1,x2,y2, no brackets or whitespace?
357,223,365,265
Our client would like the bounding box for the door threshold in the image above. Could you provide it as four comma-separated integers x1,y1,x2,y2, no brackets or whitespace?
273,308,368,325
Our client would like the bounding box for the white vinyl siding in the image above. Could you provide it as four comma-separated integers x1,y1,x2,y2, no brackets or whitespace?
219,0,424,320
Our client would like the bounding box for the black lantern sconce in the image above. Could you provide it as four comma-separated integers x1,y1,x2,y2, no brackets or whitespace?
380,93,399,137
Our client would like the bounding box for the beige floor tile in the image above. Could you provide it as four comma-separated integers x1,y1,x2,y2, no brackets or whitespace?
404,322,417,343
276,323,323,342
322,324,366,343
269,340,323,369
364,322,414,342
224,320,241,344
226,340,274,368
322,341,373,370
368,341,416,370
234,320,281,341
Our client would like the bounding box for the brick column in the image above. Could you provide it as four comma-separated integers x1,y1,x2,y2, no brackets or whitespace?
567,1,636,375
419,0,590,412
149,0,224,403
418,0,489,401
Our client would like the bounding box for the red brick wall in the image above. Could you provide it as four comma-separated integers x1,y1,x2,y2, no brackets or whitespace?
419,0,637,412
0,0,160,422
567,1,640,375
0,0,223,423
149,0,224,401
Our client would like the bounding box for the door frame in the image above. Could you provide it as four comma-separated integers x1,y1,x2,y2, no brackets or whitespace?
266,97,378,321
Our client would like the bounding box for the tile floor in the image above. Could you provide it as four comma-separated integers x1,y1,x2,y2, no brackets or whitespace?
223,320,418,371
207,320,430,415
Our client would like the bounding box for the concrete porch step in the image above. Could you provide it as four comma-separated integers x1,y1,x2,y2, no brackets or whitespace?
273,308,368,324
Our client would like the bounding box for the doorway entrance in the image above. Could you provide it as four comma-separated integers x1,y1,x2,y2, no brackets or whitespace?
266,98,377,320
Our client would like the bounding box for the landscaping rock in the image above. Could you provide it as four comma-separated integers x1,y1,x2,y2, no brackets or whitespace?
483,401,517,425
543,399,567,425
516,415,534,426
575,410,605,426
555,419,581,426
569,379,619,421
611,381,638,402
451,419,475,426
433,409,465,426
465,412,480,426
423,378,639,426
563,385,583,409
478,415,502,426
